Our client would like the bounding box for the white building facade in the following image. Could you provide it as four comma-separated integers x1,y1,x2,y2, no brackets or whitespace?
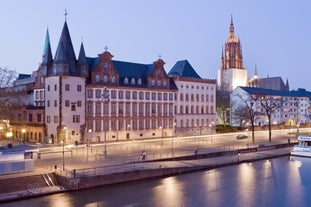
231,87,311,127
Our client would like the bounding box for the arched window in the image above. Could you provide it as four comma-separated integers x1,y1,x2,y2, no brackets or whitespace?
124,77,128,84
137,78,142,85
131,78,136,85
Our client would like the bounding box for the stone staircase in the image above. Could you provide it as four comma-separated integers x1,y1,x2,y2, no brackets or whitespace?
0,173,58,195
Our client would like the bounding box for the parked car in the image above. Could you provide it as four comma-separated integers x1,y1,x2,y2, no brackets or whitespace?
236,134,248,139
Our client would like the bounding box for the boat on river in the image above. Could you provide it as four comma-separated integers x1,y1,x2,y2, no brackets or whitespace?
291,136,311,157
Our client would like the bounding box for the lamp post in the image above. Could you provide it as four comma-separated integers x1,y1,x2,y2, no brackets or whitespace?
87,129,92,161
21,129,26,145
160,126,163,147
88,129,93,154
62,127,66,170
209,121,214,143
172,121,176,157
102,88,110,156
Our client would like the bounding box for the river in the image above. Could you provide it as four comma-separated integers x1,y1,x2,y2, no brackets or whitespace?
1,156,311,207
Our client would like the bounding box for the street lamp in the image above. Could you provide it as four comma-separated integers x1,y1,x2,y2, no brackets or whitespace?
209,121,214,143
172,121,176,157
87,129,92,160
21,129,26,145
62,127,67,170
159,126,163,147
88,129,93,154
102,88,110,156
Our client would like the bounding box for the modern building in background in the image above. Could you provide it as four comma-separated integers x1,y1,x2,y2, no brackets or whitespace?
3,19,216,145
231,86,311,127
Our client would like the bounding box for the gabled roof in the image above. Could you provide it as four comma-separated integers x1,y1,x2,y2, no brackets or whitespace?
168,60,201,79
239,87,311,97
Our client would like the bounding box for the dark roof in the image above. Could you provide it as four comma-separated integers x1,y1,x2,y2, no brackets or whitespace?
239,87,311,97
87,57,154,87
17,74,31,80
77,42,88,66
258,76,288,91
168,60,201,79
53,21,77,75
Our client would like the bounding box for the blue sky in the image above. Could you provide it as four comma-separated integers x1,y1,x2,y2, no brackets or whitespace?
0,0,310,90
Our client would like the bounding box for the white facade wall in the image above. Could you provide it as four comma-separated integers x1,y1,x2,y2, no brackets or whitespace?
231,87,311,127
45,76,86,144
218,68,247,92
174,79,216,135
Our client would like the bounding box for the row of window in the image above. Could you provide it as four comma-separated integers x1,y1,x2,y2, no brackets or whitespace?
46,100,82,110
179,105,214,114
46,115,80,123
16,113,42,123
87,118,173,131
180,84,214,90
179,93,214,102
86,118,214,131
87,103,174,115
46,84,82,92
87,89,174,101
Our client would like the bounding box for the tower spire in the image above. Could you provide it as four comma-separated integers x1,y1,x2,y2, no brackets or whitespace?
64,9,68,22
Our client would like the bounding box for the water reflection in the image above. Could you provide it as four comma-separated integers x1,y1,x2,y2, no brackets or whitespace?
4,156,311,207
152,176,184,207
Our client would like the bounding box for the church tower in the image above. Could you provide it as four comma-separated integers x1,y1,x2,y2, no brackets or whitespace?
217,16,247,92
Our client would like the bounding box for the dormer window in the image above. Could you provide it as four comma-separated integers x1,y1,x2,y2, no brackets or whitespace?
131,78,136,85
137,78,142,85
111,76,115,83
151,79,155,86
157,69,161,75
95,75,100,83
124,77,129,84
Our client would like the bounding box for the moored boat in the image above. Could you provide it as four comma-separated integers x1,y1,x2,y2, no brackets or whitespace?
291,136,311,157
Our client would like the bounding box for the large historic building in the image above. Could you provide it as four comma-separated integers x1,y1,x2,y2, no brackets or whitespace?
217,16,247,92
3,20,216,145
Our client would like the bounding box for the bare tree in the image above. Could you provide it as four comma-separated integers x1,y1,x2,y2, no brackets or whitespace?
0,67,17,87
259,95,283,142
0,67,18,119
231,93,261,143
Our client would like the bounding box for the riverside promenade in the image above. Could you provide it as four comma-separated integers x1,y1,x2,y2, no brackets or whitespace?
0,143,293,203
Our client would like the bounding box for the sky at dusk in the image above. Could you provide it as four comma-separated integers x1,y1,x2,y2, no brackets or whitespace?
0,0,310,90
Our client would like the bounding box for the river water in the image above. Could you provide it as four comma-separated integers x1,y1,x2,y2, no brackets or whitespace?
1,156,311,207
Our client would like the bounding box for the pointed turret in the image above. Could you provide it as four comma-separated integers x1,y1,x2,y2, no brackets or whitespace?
78,42,88,65
227,15,238,43
53,21,77,75
77,41,89,77
42,28,53,66
41,28,53,77
254,65,258,79
42,28,51,60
